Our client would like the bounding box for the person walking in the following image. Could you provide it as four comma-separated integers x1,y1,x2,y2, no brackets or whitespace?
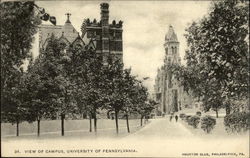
175,115,178,122
170,115,173,122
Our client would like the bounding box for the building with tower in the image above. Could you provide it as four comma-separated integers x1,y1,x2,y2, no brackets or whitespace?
154,25,193,115
81,3,123,63
36,3,123,119
38,3,123,63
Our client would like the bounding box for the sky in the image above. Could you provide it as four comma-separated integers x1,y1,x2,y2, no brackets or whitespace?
33,0,211,93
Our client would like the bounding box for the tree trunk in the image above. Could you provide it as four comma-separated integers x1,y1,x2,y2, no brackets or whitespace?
89,113,92,132
126,114,130,133
225,104,231,115
107,111,110,119
82,113,87,119
215,108,219,118
93,110,97,133
61,113,65,136
37,117,40,137
115,110,119,134
140,115,144,127
16,119,19,137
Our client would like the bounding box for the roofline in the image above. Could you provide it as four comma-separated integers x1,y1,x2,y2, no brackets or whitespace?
71,36,85,46
39,24,63,29
85,26,123,31
86,26,102,29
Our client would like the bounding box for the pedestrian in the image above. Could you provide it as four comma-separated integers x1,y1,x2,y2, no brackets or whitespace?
175,115,178,122
170,115,173,122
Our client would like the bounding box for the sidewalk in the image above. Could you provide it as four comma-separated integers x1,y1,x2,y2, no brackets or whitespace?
126,118,193,139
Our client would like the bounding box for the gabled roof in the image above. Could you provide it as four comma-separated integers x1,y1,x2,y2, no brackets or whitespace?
39,16,79,48
58,33,71,45
87,39,96,50
39,24,63,48
71,34,85,47
165,25,178,42
62,22,79,43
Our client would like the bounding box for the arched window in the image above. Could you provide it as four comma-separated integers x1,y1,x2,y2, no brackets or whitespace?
171,47,174,54
165,48,168,55
175,47,177,54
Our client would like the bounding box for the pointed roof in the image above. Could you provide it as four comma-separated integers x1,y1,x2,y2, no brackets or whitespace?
62,21,78,43
58,32,71,45
88,39,96,50
71,33,85,46
165,25,178,42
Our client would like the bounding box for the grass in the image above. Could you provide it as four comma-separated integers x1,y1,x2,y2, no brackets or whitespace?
1,119,144,139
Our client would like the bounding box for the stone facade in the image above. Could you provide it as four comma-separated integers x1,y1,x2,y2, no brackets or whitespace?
154,25,193,115
38,3,123,63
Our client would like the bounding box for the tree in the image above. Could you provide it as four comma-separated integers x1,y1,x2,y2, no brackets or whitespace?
1,1,57,136
171,0,249,115
119,69,137,133
101,58,144,134
1,70,29,136
67,45,104,133
82,52,104,133
0,2,41,129
132,81,155,126
101,59,124,134
24,57,58,136
34,35,76,136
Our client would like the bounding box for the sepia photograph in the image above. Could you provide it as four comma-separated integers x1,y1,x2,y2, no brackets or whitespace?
1,0,249,157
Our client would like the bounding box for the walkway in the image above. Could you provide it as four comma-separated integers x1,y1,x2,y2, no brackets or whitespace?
126,118,193,139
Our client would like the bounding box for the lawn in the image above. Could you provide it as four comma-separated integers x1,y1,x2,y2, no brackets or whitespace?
1,119,143,139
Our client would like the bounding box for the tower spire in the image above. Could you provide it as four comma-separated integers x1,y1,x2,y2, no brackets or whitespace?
165,25,178,42
65,13,71,23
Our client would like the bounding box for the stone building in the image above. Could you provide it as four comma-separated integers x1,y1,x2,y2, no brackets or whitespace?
38,13,84,52
81,3,123,63
38,3,123,63
37,3,123,119
154,25,193,115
